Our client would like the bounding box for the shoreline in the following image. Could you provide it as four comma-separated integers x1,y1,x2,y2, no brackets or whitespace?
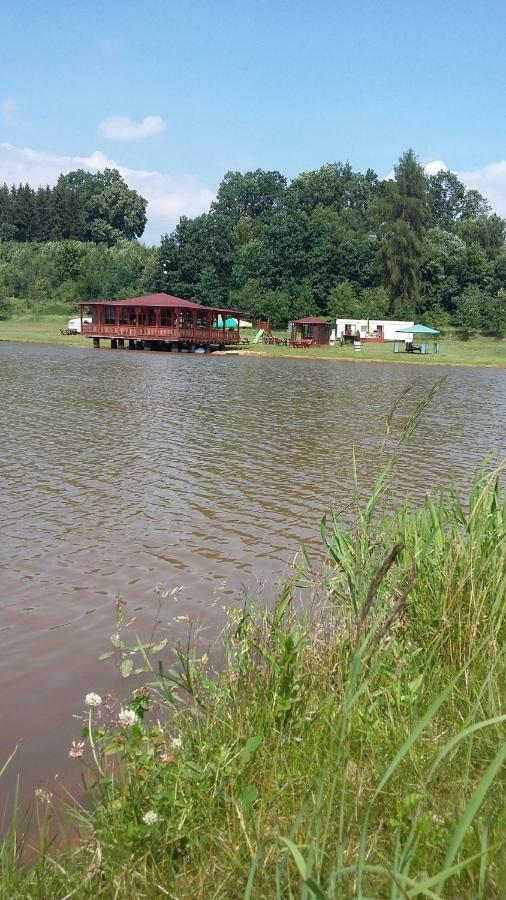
226,348,506,369
1,335,506,369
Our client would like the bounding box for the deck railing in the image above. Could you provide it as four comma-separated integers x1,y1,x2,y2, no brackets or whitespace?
82,323,240,343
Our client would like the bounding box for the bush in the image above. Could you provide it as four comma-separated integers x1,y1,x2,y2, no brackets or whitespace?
32,300,75,316
0,296,32,318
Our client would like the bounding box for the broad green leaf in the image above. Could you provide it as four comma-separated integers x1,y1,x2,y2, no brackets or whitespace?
240,784,258,810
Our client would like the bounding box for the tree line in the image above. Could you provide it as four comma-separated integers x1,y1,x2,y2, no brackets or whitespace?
0,150,505,335
0,168,147,245
158,150,506,334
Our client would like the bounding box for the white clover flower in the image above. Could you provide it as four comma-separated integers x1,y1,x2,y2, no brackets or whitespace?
85,692,102,707
170,736,183,749
118,707,139,727
69,740,85,758
142,810,159,825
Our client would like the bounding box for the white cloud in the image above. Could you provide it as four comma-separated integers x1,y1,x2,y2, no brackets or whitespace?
424,158,506,217
0,142,215,244
99,115,166,141
1,97,17,126
423,159,448,176
458,160,506,218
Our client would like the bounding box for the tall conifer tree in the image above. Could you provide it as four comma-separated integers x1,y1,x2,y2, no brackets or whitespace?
379,149,428,313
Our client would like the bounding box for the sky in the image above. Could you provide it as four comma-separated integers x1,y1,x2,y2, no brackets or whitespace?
1,0,506,244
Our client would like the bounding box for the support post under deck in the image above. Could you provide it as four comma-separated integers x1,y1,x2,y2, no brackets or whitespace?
93,337,100,349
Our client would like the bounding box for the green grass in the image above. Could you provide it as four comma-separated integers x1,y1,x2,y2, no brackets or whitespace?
1,317,505,366
0,315,89,346
244,331,506,367
2,449,505,898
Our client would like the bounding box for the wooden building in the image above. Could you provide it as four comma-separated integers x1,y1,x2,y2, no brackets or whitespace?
290,316,331,346
79,293,243,352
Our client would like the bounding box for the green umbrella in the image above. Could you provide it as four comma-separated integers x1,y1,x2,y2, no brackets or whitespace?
396,324,440,334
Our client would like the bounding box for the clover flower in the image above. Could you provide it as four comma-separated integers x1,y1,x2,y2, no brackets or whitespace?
170,736,183,749
69,740,85,758
35,788,53,804
85,692,102,707
142,810,159,825
118,707,138,727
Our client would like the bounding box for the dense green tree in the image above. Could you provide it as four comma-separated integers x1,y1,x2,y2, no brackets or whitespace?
360,286,390,318
457,215,506,259
0,169,147,244
378,149,429,314
287,163,378,216
455,285,488,337
428,170,466,226
326,280,360,318
489,289,506,337
55,240,83,282
461,189,490,219
490,249,506,294
213,170,287,221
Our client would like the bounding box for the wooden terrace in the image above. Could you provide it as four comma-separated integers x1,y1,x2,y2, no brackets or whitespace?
80,293,243,352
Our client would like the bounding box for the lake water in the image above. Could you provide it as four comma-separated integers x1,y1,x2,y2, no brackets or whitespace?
0,342,505,808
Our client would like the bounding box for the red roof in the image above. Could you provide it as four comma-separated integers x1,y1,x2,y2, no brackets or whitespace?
81,293,241,315
292,316,330,325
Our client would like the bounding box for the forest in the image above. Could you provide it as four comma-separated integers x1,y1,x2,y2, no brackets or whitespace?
1,150,505,334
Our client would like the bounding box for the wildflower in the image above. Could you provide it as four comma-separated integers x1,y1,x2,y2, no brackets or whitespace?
69,740,85,758
432,814,445,826
170,736,183,749
85,692,102,707
118,707,138,727
35,788,53,804
142,810,159,825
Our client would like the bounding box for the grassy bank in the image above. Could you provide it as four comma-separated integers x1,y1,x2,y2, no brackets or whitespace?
2,460,505,898
0,315,88,346
244,333,506,368
1,317,505,367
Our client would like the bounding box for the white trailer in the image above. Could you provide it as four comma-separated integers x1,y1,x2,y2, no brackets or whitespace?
335,318,414,342
68,317,92,333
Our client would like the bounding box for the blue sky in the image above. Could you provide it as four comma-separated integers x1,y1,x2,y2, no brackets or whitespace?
1,0,506,243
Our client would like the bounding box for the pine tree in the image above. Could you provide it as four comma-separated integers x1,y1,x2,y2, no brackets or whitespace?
379,149,428,314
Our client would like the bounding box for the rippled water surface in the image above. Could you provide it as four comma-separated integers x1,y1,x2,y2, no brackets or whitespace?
0,342,505,803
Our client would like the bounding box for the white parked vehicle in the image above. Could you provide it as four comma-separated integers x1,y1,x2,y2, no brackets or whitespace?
67,317,91,333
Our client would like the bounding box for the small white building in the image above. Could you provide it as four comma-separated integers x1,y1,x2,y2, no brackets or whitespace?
334,318,414,342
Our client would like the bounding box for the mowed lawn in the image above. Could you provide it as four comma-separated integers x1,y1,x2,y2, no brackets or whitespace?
244,332,506,367
1,317,505,367
0,315,89,347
